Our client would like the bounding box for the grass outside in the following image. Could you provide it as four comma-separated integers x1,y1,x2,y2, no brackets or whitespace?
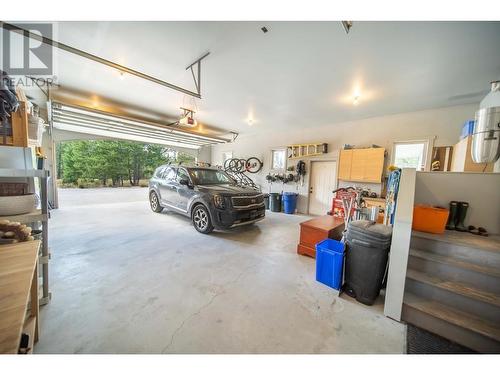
57,179,149,189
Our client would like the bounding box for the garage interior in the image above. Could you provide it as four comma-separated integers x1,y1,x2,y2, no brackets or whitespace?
1,19,500,356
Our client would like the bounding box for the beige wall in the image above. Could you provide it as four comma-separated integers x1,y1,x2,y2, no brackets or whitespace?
414,172,500,234
212,103,478,213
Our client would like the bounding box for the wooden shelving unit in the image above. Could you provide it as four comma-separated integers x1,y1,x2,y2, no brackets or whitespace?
0,168,51,306
0,241,40,354
0,102,29,147
287,143,328,159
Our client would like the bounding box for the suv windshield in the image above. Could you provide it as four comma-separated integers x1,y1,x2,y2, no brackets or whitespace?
189,169,234,185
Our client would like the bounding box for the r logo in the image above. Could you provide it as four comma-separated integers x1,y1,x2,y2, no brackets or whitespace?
2,23,53,76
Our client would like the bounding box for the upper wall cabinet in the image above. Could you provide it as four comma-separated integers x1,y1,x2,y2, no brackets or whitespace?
338,148,385,183
337,149,353,180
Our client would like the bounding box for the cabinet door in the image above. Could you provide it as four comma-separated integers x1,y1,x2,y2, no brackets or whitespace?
363,148,385,182
350,149,366,181
338,150,353,180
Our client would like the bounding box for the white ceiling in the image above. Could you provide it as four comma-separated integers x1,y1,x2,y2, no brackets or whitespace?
12,21,500,134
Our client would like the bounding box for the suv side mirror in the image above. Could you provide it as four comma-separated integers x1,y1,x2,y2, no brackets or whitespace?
179,178,191,187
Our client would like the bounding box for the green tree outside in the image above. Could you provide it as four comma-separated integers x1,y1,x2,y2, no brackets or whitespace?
57,140,195,187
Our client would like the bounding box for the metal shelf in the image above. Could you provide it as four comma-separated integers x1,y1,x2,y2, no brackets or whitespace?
0,167,50,305
0,209,48,224
0,168,49,178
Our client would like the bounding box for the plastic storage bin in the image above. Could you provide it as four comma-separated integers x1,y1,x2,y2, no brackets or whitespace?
344,220,393,305
282,192,298,214
315,239,345,290
460,120,475,140
269,193,281,212
412,205,449,234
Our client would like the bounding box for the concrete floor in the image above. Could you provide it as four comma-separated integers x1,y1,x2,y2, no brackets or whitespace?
36,187,405,354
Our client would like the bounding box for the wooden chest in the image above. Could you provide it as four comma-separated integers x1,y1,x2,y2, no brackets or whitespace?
297,215,345,258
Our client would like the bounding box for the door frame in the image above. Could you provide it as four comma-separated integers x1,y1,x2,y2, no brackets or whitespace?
307,156,339,215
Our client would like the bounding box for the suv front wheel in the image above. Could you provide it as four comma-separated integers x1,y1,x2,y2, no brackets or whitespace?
192,204,214,234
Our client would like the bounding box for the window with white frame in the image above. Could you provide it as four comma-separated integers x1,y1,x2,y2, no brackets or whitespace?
222,151,233,163
393,141,428,171
271,149,286,170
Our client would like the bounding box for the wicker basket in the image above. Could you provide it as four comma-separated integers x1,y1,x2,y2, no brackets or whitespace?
0,183,28,197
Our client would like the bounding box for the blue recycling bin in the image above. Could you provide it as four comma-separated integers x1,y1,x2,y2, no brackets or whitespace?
282,192,298,214
315,239,345,290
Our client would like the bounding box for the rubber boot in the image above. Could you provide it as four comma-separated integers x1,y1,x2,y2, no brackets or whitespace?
455,202,469,232
445,201,458,230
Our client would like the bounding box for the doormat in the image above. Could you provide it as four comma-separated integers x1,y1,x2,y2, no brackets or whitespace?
406,324,476,354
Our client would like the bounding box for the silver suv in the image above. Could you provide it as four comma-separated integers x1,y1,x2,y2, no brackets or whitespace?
149,165,265,234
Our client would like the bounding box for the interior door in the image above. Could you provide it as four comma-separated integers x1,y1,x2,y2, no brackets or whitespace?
308,161,337,216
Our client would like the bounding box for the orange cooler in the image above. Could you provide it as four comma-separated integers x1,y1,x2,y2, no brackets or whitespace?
412,205,449,234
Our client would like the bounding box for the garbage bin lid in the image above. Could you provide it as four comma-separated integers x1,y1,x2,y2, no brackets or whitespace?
347,220,393,241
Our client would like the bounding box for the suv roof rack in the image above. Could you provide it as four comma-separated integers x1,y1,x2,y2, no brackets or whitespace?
164,162,213,169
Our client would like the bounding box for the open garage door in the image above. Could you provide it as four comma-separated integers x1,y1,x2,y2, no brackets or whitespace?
50,101,229,149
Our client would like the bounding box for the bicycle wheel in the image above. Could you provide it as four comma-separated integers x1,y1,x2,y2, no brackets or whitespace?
246,157,263,173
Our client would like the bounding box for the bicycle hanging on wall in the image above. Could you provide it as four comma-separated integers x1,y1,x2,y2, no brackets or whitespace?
223,157,263,190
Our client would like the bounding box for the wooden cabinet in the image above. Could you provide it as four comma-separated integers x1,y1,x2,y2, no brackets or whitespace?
338,148,385,183
337,149,352,180
450,136,494,173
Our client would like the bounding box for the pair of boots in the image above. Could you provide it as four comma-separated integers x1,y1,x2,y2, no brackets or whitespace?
445,201,469,231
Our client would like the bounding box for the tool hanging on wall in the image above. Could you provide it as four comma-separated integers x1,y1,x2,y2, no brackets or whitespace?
296,160,306,186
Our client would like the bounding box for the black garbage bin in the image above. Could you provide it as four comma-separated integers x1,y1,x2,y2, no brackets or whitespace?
263,194,270,210
344,220,393,305
269,193,282,212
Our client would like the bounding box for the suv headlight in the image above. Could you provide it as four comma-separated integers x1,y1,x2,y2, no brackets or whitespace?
213,194,225,209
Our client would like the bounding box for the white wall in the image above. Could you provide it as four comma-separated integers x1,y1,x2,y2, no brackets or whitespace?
212,103,478,213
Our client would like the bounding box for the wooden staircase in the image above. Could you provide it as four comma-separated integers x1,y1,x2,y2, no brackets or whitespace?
402,230,500,353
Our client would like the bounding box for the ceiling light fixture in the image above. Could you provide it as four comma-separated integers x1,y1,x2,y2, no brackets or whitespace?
353,94,360,105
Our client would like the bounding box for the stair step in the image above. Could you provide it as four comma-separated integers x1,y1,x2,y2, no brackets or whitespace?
412,230,500,254
411,231,500,268
409,248,500,278
403,293,500,343
406,268,500,308
409,248,500,294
